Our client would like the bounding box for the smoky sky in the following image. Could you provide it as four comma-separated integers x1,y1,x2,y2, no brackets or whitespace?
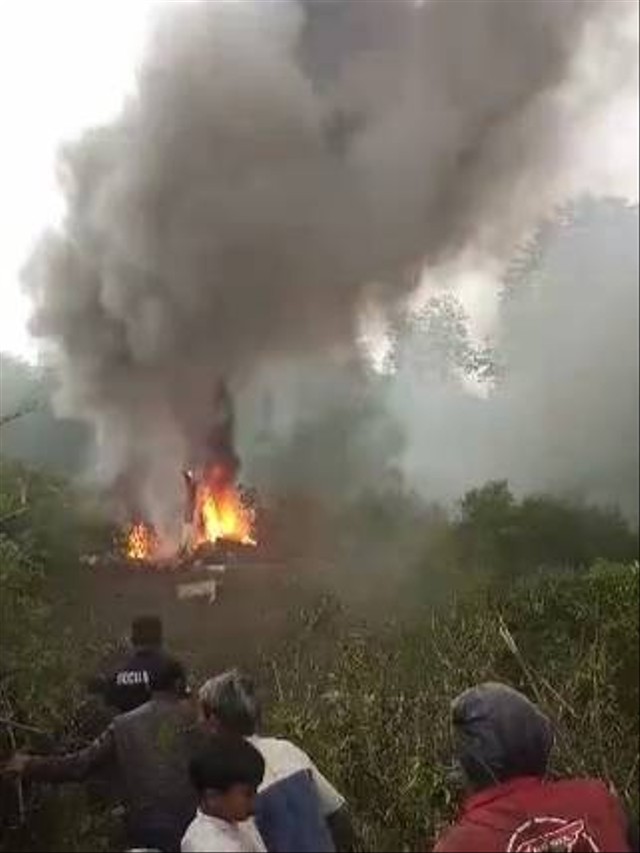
389,201,639,520
22,0,638,532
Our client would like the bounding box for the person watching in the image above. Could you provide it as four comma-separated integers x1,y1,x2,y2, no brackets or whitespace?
432,682,636,852
90,615,187,714
5,658,199,852
198,670,356,853
182,735,267,852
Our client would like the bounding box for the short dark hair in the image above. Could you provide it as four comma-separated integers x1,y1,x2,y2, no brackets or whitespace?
190,735,265,794
151,657,188,696
131,615,163,647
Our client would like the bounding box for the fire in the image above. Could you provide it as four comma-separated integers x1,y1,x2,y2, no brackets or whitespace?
196,484,256,547
123,473,256,564
126,521,156,561
121,382,257,564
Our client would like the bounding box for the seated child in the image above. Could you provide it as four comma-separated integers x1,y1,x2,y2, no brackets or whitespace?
182,735,267,853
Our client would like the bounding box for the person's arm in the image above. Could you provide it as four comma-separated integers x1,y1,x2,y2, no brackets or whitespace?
308,761,357,852
10,725,116,784
326,804,358,853
180,832,195,853
86,672,112,698
86,674,105,694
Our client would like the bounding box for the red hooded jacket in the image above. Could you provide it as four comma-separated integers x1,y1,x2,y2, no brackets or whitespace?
433,684,633,853
434,775,631,852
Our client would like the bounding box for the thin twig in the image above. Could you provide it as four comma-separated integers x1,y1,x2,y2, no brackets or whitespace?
590,633,611,782
0,716,50,737
0,507,28,526
623,752,640,800
0,697,25,826
497,614,587,776
537,675,578,719
0,402,38,428
271,661,284,703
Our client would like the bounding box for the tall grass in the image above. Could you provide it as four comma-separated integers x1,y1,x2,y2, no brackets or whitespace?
262,562,639,851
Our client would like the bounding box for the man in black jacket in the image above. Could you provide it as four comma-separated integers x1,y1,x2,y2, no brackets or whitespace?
90,615,187,714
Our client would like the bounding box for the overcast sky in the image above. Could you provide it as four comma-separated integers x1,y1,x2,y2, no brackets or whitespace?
0,0,637,363
0,1,153,359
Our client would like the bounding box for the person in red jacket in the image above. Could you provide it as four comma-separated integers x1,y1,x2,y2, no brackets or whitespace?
433,682,635,853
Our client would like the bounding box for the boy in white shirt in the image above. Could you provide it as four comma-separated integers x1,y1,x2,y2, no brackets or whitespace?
198,671,356,852
182,735,267,853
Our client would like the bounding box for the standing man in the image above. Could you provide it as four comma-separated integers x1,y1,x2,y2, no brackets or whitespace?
198,670,356,853
90,615,187,714
5,659,200,852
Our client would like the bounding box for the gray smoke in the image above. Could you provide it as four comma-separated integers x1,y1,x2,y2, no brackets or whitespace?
23,0,637,532
390,201,639,520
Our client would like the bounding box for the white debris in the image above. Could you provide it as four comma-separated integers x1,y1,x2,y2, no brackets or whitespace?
176,578,219,604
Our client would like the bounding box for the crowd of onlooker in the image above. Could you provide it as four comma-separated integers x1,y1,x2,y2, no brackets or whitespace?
3,616,637,852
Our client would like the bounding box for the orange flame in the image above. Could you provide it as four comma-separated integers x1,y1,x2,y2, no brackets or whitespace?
196,484,256,547
123,474,256,564
126,521,156,561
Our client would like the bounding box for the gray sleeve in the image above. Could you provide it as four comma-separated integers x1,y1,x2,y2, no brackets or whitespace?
26,726,116,783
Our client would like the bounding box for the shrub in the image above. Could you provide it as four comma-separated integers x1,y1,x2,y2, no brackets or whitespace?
263,562,639,851
0,460,111,851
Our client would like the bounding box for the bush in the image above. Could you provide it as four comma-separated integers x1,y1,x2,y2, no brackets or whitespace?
0,459,112,851
454,480,638,579
494,561,639,789
262,562,639,851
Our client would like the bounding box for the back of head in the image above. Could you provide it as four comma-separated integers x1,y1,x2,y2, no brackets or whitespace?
150,657,188,697
199,670,261,736
190,735,265,795
452,682,553,790
131,615,163,648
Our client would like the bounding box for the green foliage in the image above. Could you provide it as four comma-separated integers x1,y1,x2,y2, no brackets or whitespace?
0,459,112,851
495,560,640,728
264,562,639,851
264,602,499,851
455,480,638,580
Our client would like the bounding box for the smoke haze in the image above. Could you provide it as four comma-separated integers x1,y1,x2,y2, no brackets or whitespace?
22,0,638,530
391,201,639,519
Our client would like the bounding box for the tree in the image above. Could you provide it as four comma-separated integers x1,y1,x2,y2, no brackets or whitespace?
389,293,499,384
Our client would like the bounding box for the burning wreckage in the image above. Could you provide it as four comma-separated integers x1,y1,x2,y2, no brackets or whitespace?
108,382,262,604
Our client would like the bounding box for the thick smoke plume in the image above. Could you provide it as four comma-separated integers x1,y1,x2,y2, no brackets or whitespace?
24,0,637,532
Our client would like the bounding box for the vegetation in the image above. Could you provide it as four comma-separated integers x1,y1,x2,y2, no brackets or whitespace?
265,560,639,851
0,459,112,852
0,452,638,851
454,480,638,576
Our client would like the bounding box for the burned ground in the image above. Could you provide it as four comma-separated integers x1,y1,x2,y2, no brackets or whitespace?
81,556,328,678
